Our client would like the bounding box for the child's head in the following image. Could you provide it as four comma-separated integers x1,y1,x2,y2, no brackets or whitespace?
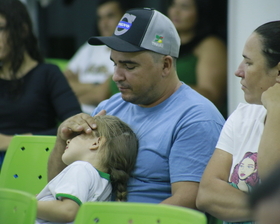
63,115,138,201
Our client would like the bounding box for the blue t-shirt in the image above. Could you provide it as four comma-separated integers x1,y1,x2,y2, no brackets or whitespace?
92,83,225,203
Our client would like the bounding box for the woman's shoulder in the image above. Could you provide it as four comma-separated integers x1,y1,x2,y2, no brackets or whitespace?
230,103,266,120
39,62,61,70
236,102,264,111
194,35,226,54
198,35,226,46
34,63,64,76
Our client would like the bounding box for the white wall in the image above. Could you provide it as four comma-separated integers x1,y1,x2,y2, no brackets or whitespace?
228,0,280,115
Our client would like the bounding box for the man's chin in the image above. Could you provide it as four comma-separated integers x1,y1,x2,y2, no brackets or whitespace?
121,94,137,104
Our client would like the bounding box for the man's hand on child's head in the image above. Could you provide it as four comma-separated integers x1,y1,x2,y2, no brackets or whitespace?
59,111,107,141
95,109,106,116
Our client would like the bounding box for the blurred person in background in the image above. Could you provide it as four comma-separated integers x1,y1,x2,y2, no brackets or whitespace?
167,0,227,117
64,0,131,114
0,0,81,168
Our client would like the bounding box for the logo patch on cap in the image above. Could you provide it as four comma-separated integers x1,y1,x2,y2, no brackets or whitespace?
152,34,164,48
115,13,136,36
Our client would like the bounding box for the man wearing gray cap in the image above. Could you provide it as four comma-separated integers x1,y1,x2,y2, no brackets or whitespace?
48,8,225,208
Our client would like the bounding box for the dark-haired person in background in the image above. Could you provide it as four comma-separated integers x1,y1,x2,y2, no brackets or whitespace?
64,0,131,114
0,0,81,168
167,0,227,117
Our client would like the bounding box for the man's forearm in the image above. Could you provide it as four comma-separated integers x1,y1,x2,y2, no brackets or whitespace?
160,181,198,209
48,137,67,181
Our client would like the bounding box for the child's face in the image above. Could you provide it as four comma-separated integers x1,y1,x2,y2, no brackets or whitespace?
62,133,99,165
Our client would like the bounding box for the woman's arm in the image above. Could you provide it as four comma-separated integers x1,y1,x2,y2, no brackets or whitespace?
0,133,32,151
258,83,280,179
37,198,79,223
68,76,112,105
0,134,14,151
196,149,253,222
192,36,227,107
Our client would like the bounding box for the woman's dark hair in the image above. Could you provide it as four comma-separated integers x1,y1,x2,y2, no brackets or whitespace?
0,0,43,80
254,20,280,68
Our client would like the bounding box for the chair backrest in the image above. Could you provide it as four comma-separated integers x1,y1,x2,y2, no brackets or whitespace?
0,135,56,195
74,202,207,224
0,188,37,224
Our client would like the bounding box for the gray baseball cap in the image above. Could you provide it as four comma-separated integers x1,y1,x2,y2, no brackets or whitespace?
88,8,180,58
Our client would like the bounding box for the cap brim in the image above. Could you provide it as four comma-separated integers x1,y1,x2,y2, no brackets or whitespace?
88,36,146,53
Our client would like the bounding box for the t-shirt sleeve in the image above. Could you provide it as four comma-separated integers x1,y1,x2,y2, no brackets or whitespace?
49,162,96,205
215,106,239,155
32,64,82,135
47,65,82,120
169,120,223,183
67,43,88,74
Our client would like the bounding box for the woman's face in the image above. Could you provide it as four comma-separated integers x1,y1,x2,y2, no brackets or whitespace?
238,157,256,180
0,14,9,61
235,32,278,104
97,1,123,37
167,0,198,33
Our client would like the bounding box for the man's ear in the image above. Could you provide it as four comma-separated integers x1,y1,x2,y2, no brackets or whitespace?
162,55,173,77
89,137,101,150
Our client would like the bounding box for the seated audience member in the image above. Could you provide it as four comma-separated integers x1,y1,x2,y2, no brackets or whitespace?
167,0,227,117
249,164,280,224
0,0,81,168
36,115,138,224
48,8,225,209
64,0,130,114
196,20,280,224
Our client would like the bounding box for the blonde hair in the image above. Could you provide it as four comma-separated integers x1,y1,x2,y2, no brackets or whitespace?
92,115,138,201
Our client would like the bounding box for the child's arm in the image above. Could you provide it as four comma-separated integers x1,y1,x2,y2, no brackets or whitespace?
37,197,80,223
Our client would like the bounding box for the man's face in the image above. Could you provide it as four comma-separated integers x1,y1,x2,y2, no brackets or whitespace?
110,50,167,107
97,2,124,37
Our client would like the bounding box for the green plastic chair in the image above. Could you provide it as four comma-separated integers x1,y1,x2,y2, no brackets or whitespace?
0,135,56,195
0,188,37,224
74,202,207,224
